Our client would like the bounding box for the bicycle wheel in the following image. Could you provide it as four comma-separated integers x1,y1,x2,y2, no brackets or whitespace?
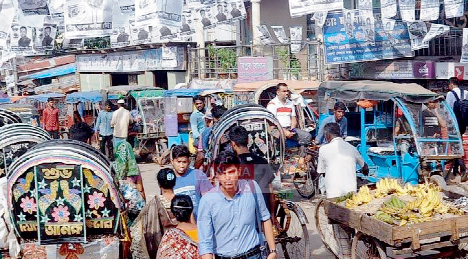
293,153,317,199
351,232,387,259
314,198,342,258
276,202,310,259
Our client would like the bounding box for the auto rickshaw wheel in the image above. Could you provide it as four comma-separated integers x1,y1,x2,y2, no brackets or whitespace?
351,232,387,259
430,174,447,190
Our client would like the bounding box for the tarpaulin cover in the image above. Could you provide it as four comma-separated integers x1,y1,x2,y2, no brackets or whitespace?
0,98,10,104
26,93,65,103
106,85,159,95
319,80,438,103
163,88,204,97
66,91,103,103
130,89,165,100
20,63,77,80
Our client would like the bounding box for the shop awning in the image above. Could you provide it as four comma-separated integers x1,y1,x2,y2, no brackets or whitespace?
66,91,104,103
234,80,320,93
20,63,77,80
27,93,66,103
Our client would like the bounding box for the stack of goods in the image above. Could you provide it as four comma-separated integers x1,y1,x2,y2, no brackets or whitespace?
338,178,464,226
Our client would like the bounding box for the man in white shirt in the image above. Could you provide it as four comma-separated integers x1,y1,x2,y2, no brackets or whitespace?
266,83,311,145
111,99,132,149
446,77,467,109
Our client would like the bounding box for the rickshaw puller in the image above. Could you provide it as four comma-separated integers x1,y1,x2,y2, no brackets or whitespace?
315,102,348,145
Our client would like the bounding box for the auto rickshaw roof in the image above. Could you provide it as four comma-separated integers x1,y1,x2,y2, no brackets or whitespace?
234,80,320,93
319,80,438,103
105,85,162,95
0,103,38,115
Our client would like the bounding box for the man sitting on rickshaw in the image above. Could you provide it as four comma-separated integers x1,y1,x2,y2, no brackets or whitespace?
266,83,312,146
315,102,348,145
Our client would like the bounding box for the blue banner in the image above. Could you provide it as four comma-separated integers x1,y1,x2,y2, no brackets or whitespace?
323,11,414,64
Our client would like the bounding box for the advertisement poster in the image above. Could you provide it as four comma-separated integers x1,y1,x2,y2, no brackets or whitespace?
313,11,328,27
34,23,57,52
290,25,302,53
0,0,14,50
399,0,415,21
407,21,429,50
420,0,439,21
227,0,246,21
10,24,34,54
257,25,275,45
19,0,49,15
461,28,468,63
323,11,413,64
111,26,131,48
135,0,183,28
64,0,114,38
445,0,464,18
288,0,343,18
118,0,134,14
237,57,273,83
382,18,396,31
422,24,449,42
196,6,216,28
381,0,397,18
180,9,195,36
271,25,288,44
350,60,435,79
343,9,355,40
161,46,177,68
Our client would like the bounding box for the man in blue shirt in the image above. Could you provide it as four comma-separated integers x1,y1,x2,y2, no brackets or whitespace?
198,151,277,259
171,145,213,219
95,101,114,158
190,95,206,147
316,102,348,144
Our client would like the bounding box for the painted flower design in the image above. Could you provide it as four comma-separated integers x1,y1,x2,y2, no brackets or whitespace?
20,196,37,214
87,191,106,210
51,205,70,223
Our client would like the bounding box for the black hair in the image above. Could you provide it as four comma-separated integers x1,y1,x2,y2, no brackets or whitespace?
193,95,204,103
213,151,240,175
171,195,193,223
334,102,346,111
47,97,54,102
171,145,190,159
324,122,341,139
105,100,113,106
212,105,227,120
275,83,288,93
157,168,176,189
449,77,459,86
44,26,51,31
228,125,248,147
20,26,27,31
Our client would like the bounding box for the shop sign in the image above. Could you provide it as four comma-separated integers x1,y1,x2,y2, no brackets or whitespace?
435,62,468,80
237,57,273,83
190,79,237,89
350,60,435,79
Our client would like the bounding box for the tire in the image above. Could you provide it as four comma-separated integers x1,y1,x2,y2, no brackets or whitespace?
351,232,387,259
315,198,346,258
430,174,447,190
276,202,310,259
294,158,317,199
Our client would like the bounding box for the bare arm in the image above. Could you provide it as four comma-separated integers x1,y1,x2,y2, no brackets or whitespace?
262,219,277,259
201,255,214,259
291,116,298,129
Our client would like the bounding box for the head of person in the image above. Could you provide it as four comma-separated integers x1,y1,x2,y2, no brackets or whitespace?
200,9,206,18
117,99,125,107
193,95,205,112
171,145,191,176
449,77,459,90
231,2,236,8
105,100,112,112
47,97,55,108
334,102,346,122
324,122,341,143
214,151,240,193
366,17,371,26
275,83,290,102
346,12,351,22
171,195,193,223
386,22,391,29
20,26,27,37
427,99,440,110
157,168,176,190
73,111,82,124
228,125,248,153
119,27,125,34
44,26,51,36
212,104,227,123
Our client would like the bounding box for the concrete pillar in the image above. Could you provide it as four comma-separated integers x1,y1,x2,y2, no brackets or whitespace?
251,0,262,55
195,21,205,79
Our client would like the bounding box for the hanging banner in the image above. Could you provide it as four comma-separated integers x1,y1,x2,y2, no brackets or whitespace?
407,21,429,50
343,9,355,40
162,46,178,68
257,25,275,45
399,0,415,21
118,0,135,14
288,0,343,18
111,26,131,48
228,0,246,21
445,0,464,18
0,0,15,50
195,6,216,29
323,11,413,64
313,11,328,27
420,0,439,21
135,0,183,27
461,28,468,63
64,0,114,38
290,26,302,53
382,18,396,31
422,24,449,42
48,0,64,22
381,0,397,18
11,24,34,54
180,9,195,36
34,23,57,52
18,0,49,15
63,38,84,49
271,25,288,44
360,11,375,43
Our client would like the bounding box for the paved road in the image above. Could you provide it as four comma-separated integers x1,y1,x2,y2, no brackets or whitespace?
139,163,335,258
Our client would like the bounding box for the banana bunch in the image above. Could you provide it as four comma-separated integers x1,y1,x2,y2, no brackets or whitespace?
345,185,373,208
375,178,407,198
379,196,406,215
374,211,394,224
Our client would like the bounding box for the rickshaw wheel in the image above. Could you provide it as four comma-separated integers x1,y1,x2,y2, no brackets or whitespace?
314,198,346,258
294,175,315,199
351,232,387,259
276,201,310,259
430,174,447,190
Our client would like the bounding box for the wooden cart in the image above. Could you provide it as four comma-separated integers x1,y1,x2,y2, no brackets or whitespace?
315,198,468,259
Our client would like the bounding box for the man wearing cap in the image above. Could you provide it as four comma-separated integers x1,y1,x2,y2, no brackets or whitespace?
111,99,132,148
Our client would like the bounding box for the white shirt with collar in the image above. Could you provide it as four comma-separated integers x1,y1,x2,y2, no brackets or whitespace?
446,87,468,109
318,137,365,198
266,96,296,128
111,107,132,138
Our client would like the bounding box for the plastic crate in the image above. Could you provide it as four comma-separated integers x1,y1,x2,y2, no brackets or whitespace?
275,189,294,200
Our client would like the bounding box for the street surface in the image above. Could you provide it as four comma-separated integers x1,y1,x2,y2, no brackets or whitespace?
139,163,335,259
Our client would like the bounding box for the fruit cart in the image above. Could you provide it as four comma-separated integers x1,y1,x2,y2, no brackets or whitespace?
315,179,468,259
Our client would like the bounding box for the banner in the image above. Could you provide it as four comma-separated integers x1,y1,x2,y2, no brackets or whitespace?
64,0,114,38
422,24,449,42
445,0,464,18
382,18,396,31
161,46,177,68
135,0,183,27
0,0,15,50
11,24,34,54
129,19,152,45
257,25,275,45
290,26,302,53
227,0,246,21
288,0,343,18
271,25,288,44
111,26,131,48
323,11,413,64
118,0,134,14
195,6,216,29
407,21,429,50
358,0,374,43
399,0,415,21
350,60,435,79
420,0,439,21
63,38,84,48
313,11,327,27
381,0,397,18
461,28,468,63
180,8,195,37
343,9,355,40
34,23,57,52
19,0,49,15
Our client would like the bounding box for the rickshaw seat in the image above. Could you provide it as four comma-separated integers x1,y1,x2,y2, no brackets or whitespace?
286,139,301,148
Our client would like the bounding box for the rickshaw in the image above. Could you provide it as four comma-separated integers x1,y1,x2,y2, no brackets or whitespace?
314,80,465,258
6,139,129,257
0,103,40,127
206,104,310,259
233,80,321,198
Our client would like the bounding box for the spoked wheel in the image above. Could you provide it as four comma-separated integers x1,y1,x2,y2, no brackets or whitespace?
315,198,347,258
351,232,387,259
293,152,318,199
275,201,310,259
